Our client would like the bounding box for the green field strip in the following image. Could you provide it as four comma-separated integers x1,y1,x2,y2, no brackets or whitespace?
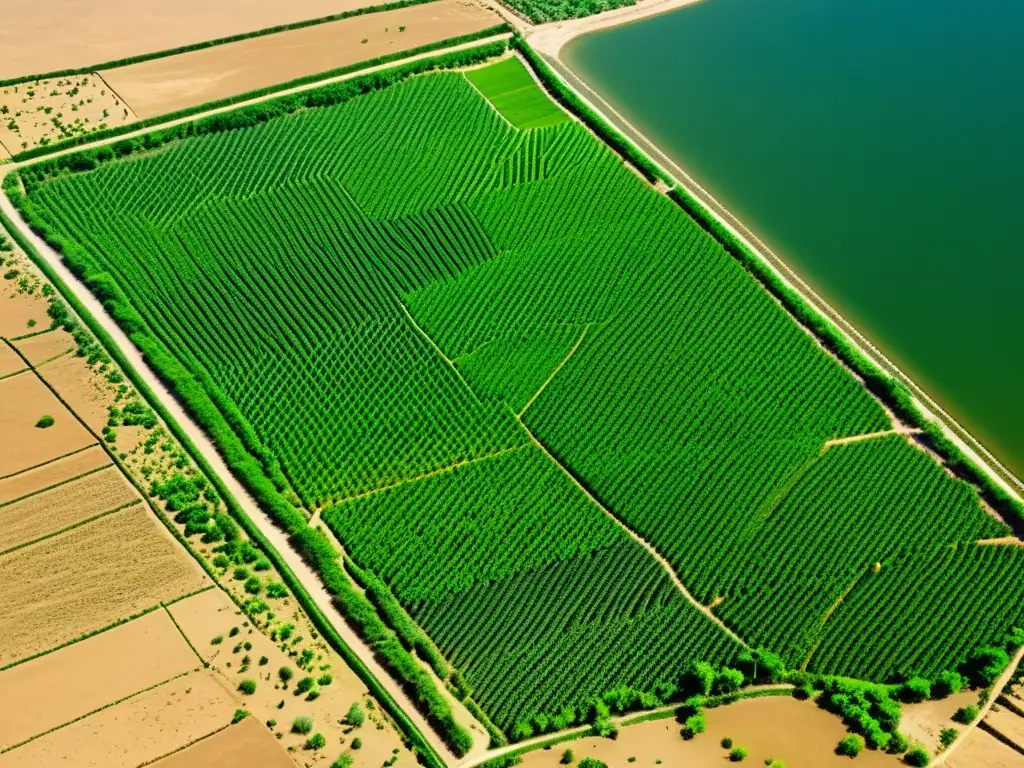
0,499,142,557
7,326,56,342
0,460,111,509
465,57,570,130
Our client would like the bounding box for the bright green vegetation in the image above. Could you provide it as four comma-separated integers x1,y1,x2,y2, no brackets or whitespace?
501,0,635,24
465,58,569,130
13,47,1023,743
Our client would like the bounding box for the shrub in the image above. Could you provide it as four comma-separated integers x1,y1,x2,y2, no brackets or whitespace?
887,731,910,754
295,676,315,694
291,715,313,735
233,567,249,581
332,756,354,768
836,734,864,757
259,656,269,666
931,670,965,698
232,708,248,723
729,747,748,762
237,679,256,695
578,760,607,768
351,737,362,750
904,745,930,766
939,728,957,750
305,732,326,750
210,634,223,645
212,554,230,568
317,673,333,686
244,577,262,595
962,646,1010,688
35,415,54,428
899,678,931,703
680,713,706,739
721,737,733,749
265,582,288,598
560,748,574,764
307,688,321,701
953,704,979,725
278,666,293,684
345,701,365,727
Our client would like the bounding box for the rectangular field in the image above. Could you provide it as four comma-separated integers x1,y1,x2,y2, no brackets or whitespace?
15,47,1023,740
151,716,294,768
0,504,208,665
12,328,75,365
0,609,199,750
0,445,109,504
102,0,503,119
0,671,234,767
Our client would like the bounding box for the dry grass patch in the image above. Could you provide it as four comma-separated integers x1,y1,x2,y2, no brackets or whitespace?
151,715,294,768
0,371,94,478
102,0,502,118
1,0,402,81
0,445,109,504
0,464,139,552
12,328,74,366
34,351,113,433
0,504,208,666
0,609,199,750
0,671,234,767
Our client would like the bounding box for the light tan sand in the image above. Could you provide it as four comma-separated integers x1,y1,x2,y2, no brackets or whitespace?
36,350,113,432
988,707,1024,751
0,504,208,665
169,587,414,765
901,690,978,755
103,0,501,119
0,75,135,155
0,344,24,377
12,328,74,365
0,671,234,767
519,696,903,768
0,288,48,338
0,464,139,552
0,371,94,478
151,715,295,768
0,444,109,504
1,0,412,81
0,609,199,750
947,727,1024,768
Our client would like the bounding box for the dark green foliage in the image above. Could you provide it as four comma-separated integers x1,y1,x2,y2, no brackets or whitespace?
232,708,248,723
836,734,863,757
292,716,313,735
904,746,931,766
577,760,607,768
953,704,979,725
899,678,931,704
305,732,327,750
34,414,54,428
939,728,957,749
345,701,365,727
238,679,256,695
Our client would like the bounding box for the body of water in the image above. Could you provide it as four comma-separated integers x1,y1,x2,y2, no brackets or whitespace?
564,0,1024,480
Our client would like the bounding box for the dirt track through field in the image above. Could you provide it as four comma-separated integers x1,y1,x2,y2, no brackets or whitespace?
0,610,198,750
103,0,502,118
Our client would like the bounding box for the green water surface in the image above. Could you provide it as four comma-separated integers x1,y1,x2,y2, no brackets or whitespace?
565,0,1024,478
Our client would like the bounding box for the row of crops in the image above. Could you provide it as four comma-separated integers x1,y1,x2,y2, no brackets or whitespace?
18,61,1023,740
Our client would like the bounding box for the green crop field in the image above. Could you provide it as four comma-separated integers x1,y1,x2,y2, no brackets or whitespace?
11,50,1024,744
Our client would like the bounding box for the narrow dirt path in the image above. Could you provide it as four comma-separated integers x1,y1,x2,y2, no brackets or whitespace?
976,536,1024,547
518,325,587,417
0,195,464,765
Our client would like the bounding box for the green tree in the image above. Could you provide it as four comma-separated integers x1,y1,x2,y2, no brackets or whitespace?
560,748,574,764
836,734,863,757
305,732,326,750
899,677,931,703
729,746,748,762
904,745,930,766
345,701,365,727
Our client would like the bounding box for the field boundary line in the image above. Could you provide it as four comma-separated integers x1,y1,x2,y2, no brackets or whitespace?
0,461,114,509
0,498,141,557
934,644,1024,765
0,668,199,755
134,720,238,768
800,566,870,671
518,324,587,417
757,451,819,521
400,302,489,405
162,603,209,668
7,326,57,342
0,443,98,480
978,719,1024,758
32,346,75,369
0,365,30,383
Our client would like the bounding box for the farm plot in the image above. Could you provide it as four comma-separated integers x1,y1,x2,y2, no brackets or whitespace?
0,445,108,504
465,57,569,129
0,504,208,665
0,609,198,750
14,56,1023,739
0,344,24,377
12,327,75,365
150,716,294,768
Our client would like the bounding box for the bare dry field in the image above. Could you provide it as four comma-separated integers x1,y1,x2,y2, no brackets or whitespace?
152,715,294,768
0,445,109,504
988,706,1024,751
0,609,199,750
169,587,414,765
103,0,501,119
900,689,978,755
0,504,208,665
0,371,94,477
948,727,1024,768
0,344,24,378
0,75,135,155
13,327,74,365
0,464,139,552
519,696,903,768
1,0,410,81
34,350,115,432
0,671,235,767
0,284,47,337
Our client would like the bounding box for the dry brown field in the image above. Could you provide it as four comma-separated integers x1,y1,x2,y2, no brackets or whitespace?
13,327,75,365
0,609,199,750
0,671,235,767
0,278,47,336
0,444,109,504
0,464,139,552
170,587,414,765
0,371,94,477
34,350,115,432
0,344,24,378
0,504,208,665
519,696,904,768
151,715,295,768
948,728,1024,768
103,0,501,119
900,689,977,756
988,706,1024,752
1,0,405,81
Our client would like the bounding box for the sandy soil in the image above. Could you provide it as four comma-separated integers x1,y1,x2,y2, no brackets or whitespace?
0,504,209,665
0,74,135,155
12,327,75,365
1,0,418,81
103,0,501,119
0,445,108,504
988,706,1024,751
0,343,24,377
900,690,978,755
0,370,94,477
0,671,234,767
152,715,295,768
36,350,117,432
518,696,902,768
0,609,199,749
0,283,47,337
169,587,414,766
0,464,139,552
947,727,1024,768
